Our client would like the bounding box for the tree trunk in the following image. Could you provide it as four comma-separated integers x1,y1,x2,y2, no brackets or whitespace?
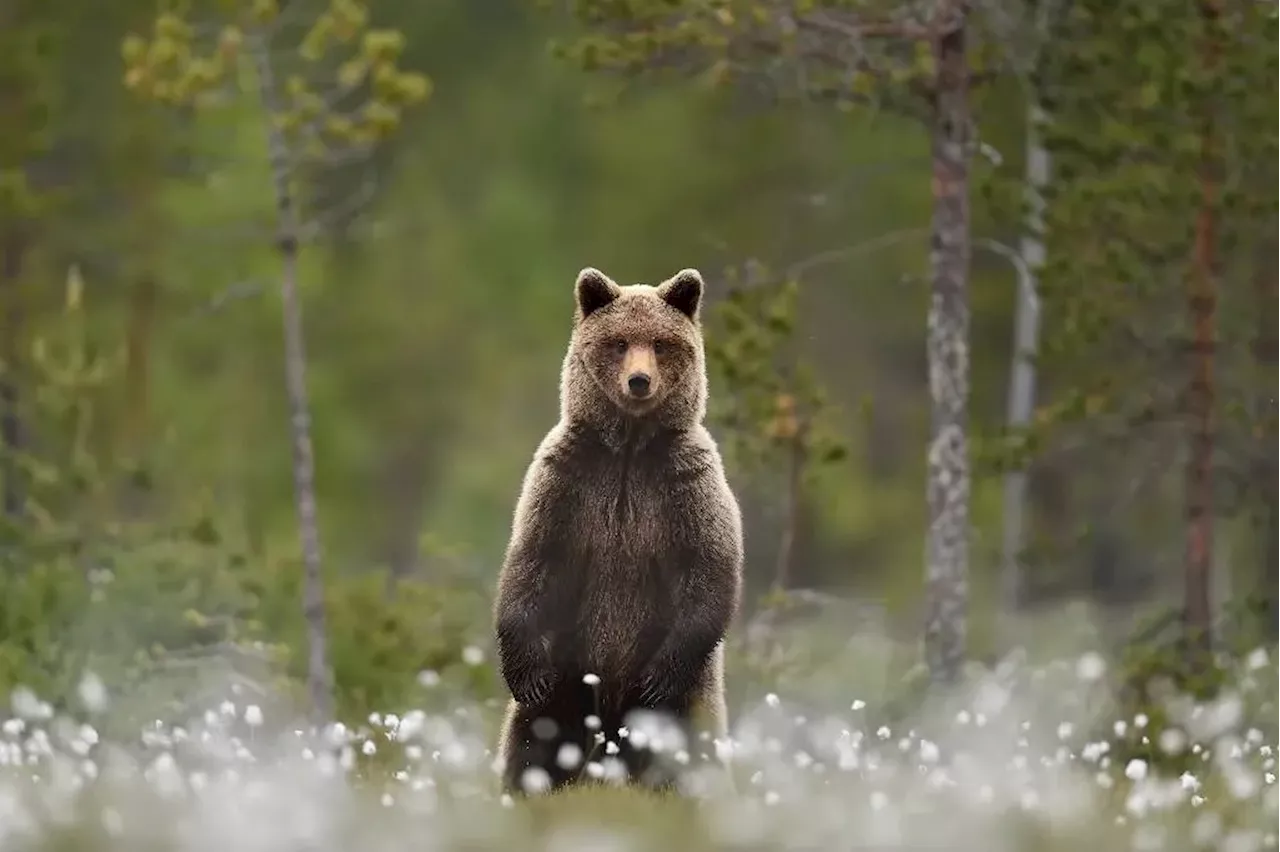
380,441,430,585
1183,0,1220,654
123,274,158,453
1000,101,1049,624
255,45,334,724
773,428,806,593
923,10,971,684
115,273,160,519
1,230,26,523
1252,235,1278,634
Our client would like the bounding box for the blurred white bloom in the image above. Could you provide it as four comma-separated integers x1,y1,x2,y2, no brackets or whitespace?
1075,652,1106,682
520,767,551,794
10,688,45,721
556,743,583,770
77,673,109,714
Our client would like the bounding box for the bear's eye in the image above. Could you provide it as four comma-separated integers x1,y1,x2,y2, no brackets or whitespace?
610,339,628,354
653,340,668,355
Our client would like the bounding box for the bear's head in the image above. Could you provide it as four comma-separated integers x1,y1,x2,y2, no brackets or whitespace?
561,266,707,434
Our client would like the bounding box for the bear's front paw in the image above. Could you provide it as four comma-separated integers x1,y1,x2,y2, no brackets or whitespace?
510,666,559,706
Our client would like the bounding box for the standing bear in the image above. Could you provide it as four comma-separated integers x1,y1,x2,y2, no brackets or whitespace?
493,266,744,796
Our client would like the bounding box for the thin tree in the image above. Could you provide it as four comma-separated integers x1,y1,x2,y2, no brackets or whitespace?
976,0,1061,624
1222,1,1277,639
705,272,845,596
122,0,429,721
1251,235,1277,634
1182,0,1221,653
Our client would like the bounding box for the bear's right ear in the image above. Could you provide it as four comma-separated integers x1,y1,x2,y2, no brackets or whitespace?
575,267,620,319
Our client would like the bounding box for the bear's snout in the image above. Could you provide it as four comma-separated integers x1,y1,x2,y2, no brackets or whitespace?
619,345,658,402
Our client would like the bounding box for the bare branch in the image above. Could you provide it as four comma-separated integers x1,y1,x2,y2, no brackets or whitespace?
299,176,378,241
188,280,267,318
718,229,928,295
801,10,938,41
975,237,1038,311
784,228,928,281
308,142,377,169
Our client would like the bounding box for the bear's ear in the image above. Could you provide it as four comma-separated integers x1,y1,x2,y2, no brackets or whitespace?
658,268,703,321
575,267,620,319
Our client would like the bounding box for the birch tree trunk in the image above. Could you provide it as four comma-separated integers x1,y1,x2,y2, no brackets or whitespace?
255,44,335,723
924,10,972,684
999,102,1049,621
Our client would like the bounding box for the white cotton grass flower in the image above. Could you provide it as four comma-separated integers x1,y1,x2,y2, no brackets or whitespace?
78,673,109,714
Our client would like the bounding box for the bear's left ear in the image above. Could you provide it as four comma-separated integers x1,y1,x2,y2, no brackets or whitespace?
658,268,703,321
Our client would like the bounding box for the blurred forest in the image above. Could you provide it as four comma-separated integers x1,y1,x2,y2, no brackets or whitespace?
0,0,1276,725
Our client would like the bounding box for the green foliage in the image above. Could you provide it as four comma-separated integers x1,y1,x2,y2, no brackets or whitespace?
548,0,942,118
244,559,498,718
0,514,495,729
1032,0,1276,427
2,0,1273,743
0,267,123,551
0,253,490,724
0,0,62,223
1104,602,1278,776
705,269,849,591
1037,1,1195,375
121,0,430,146
0,518,273,730
705,272,845,482
963,0,1279,610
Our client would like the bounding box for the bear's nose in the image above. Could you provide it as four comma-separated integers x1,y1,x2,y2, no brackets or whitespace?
627,373,651,397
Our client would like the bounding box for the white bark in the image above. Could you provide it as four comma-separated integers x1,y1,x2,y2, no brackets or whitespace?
1000,102,1050,619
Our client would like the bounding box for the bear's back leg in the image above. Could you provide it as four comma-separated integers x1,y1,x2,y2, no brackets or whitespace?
498,686,597,796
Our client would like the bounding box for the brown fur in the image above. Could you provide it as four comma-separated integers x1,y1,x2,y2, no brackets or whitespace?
492,267,744,796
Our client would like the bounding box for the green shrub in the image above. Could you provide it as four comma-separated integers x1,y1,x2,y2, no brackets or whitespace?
0,515,498,730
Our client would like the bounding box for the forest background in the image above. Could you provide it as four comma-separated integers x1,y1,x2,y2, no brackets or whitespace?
0,0,1276,735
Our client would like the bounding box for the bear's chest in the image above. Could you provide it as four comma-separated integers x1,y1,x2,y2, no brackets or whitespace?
545,437,701,678
567,448,682,560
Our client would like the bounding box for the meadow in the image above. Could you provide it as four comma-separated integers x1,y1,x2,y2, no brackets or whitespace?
2,618,1275,852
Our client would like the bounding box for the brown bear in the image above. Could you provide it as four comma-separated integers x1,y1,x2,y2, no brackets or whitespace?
492,266,744,796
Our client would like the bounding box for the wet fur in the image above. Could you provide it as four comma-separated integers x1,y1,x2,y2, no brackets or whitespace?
493,267,743,795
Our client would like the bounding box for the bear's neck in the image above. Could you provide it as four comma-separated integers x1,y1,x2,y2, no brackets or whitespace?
580,408,670,452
